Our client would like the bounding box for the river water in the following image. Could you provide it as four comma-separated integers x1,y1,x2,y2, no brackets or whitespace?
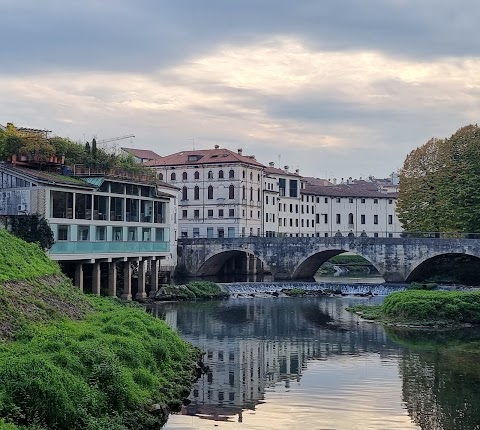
153,292,480,430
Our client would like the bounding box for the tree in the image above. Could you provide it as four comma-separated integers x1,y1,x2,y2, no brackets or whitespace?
4,214,54,249
397,125,480,234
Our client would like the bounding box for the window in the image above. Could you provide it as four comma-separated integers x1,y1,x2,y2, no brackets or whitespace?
182,186,188,201
207,209,213,218
323,214,328,224
250,172,253,180
194,186,200,200
218,228,225,238
374,199,378,204
158,172,164,180
182,210,187,219
194,209,200,218
349,198,353,203
128,227,137,241
208,170,213,179
361,198,365,203
289,179,298,197
389,199,393,204
374,215,379,224
229,169,234,178
207,227,214,238
388,214,393,224
324,198,328,203
242,186,246,200
78,226,89,241
181,230,188,238
229,184,235,199
182,172,187,180
141,228,151,242
290,204,293,213
219,170,224,179
57,225,69,241
188,155,200,161
374,232,379,237
208,186,213,199
279,178,286,196
265,195,269,204
336,198,341,203
170,172,176,181
257,188,260,201
242,170,246,179
155,228,164,241
250,187,253,201
194,171,200,180
193,228,200,238
229,209,234,217
336,214,341,224
361,214,366,224
113,227,123,241
218,209,224,218
348,213,354,225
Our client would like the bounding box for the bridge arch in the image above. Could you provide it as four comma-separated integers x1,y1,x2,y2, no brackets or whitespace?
292,249,383,280
196,249,268,277
406,251,480,282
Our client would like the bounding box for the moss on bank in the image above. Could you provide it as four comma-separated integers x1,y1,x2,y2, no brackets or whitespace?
155,281,229,301
0,231,199,430
348,290,480,327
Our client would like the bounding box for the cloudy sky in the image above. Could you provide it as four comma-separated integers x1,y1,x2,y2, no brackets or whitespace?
1,1,479,179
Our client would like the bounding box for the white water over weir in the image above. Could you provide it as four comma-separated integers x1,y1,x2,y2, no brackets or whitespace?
218,282,407,296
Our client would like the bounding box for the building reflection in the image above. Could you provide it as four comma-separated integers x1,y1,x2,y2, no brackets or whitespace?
151,297,401,423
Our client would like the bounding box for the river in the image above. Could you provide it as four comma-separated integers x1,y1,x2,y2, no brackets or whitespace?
152,290,480,430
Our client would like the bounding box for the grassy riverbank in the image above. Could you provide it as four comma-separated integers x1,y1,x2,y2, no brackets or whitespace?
0,230,199,430
155,280,229,301
348,290,480,328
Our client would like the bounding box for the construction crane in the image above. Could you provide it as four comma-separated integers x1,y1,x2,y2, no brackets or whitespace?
96,134,135,144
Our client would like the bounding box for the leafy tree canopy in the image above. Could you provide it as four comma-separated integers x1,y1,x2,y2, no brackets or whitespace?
398,125,480,234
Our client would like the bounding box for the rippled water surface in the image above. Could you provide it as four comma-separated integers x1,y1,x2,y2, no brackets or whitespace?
152,295,480,430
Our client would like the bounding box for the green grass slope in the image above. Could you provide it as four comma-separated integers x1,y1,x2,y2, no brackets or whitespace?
0,230,199,430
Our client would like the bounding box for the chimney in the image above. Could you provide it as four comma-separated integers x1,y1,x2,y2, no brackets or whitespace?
295,168,299,174
269,162,275,167
237,148,243,155
284,165,289,173
214,145,219,149
333,178,337,185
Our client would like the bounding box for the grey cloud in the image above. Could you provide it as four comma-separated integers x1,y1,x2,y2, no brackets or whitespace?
1,0,480,74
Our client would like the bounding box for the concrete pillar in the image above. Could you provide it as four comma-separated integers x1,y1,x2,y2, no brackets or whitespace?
108,262,117,297
74,263,84,291
135,259,147,300
92,262,101,295
122,261,132,300
241,254,249,274
149,259,160,298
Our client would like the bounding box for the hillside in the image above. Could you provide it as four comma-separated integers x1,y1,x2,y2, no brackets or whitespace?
0,229,199,430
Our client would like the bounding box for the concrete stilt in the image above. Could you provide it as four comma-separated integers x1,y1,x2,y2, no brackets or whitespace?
122,261,132,300
149,259,160,298
74,263,84,291
108,262,117,297
92,262,101,295
135,259,147,300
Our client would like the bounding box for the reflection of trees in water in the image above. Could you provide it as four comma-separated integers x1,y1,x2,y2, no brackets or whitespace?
397,329,480,430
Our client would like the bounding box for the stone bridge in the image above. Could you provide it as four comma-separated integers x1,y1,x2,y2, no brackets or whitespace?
177,236,480,282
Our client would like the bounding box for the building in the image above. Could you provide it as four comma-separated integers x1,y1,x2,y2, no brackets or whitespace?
0,162,178,298
121,147,162,164
145,146,265,238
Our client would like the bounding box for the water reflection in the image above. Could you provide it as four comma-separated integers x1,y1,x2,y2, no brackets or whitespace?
153,297,480,430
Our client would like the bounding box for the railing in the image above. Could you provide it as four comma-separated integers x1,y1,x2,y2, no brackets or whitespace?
71,165,157,184
49,240,169,255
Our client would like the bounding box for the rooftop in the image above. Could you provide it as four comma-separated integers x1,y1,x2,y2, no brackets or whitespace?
144,147,265,168
121,147,162,161
302,181,398,199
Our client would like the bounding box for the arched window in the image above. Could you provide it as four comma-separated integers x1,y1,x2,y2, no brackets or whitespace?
194,171,200,180
229,184,235,199
242,170,246,179
208,170,213,179
250,187,253,201
218,170,224,179
182,186,188,201
194,186,200,200
348,213,354,225
229,169,234,178
182,172,187,180
242,186,246,200
158,173,164,180
170,172,176,181
208,186,213,200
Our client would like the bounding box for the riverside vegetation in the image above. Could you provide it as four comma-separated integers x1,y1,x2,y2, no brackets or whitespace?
0,229,200,430
348,289,480,328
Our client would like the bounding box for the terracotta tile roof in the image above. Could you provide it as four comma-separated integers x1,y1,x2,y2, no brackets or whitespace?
144,148,265,168
264,166,300,177
122,147,162,160
302,182,398,199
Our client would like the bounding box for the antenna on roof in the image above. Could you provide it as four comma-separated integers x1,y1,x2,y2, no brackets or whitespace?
189,138,195,150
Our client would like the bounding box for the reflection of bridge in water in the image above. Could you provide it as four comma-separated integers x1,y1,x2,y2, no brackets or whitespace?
152,297,404,422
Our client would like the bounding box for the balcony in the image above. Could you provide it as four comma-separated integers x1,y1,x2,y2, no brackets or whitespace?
49,240,169,255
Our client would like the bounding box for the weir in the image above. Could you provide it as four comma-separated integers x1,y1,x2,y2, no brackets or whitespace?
218,282,407,295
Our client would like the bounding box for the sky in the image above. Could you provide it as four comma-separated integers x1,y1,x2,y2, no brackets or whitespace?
1,1,480,180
